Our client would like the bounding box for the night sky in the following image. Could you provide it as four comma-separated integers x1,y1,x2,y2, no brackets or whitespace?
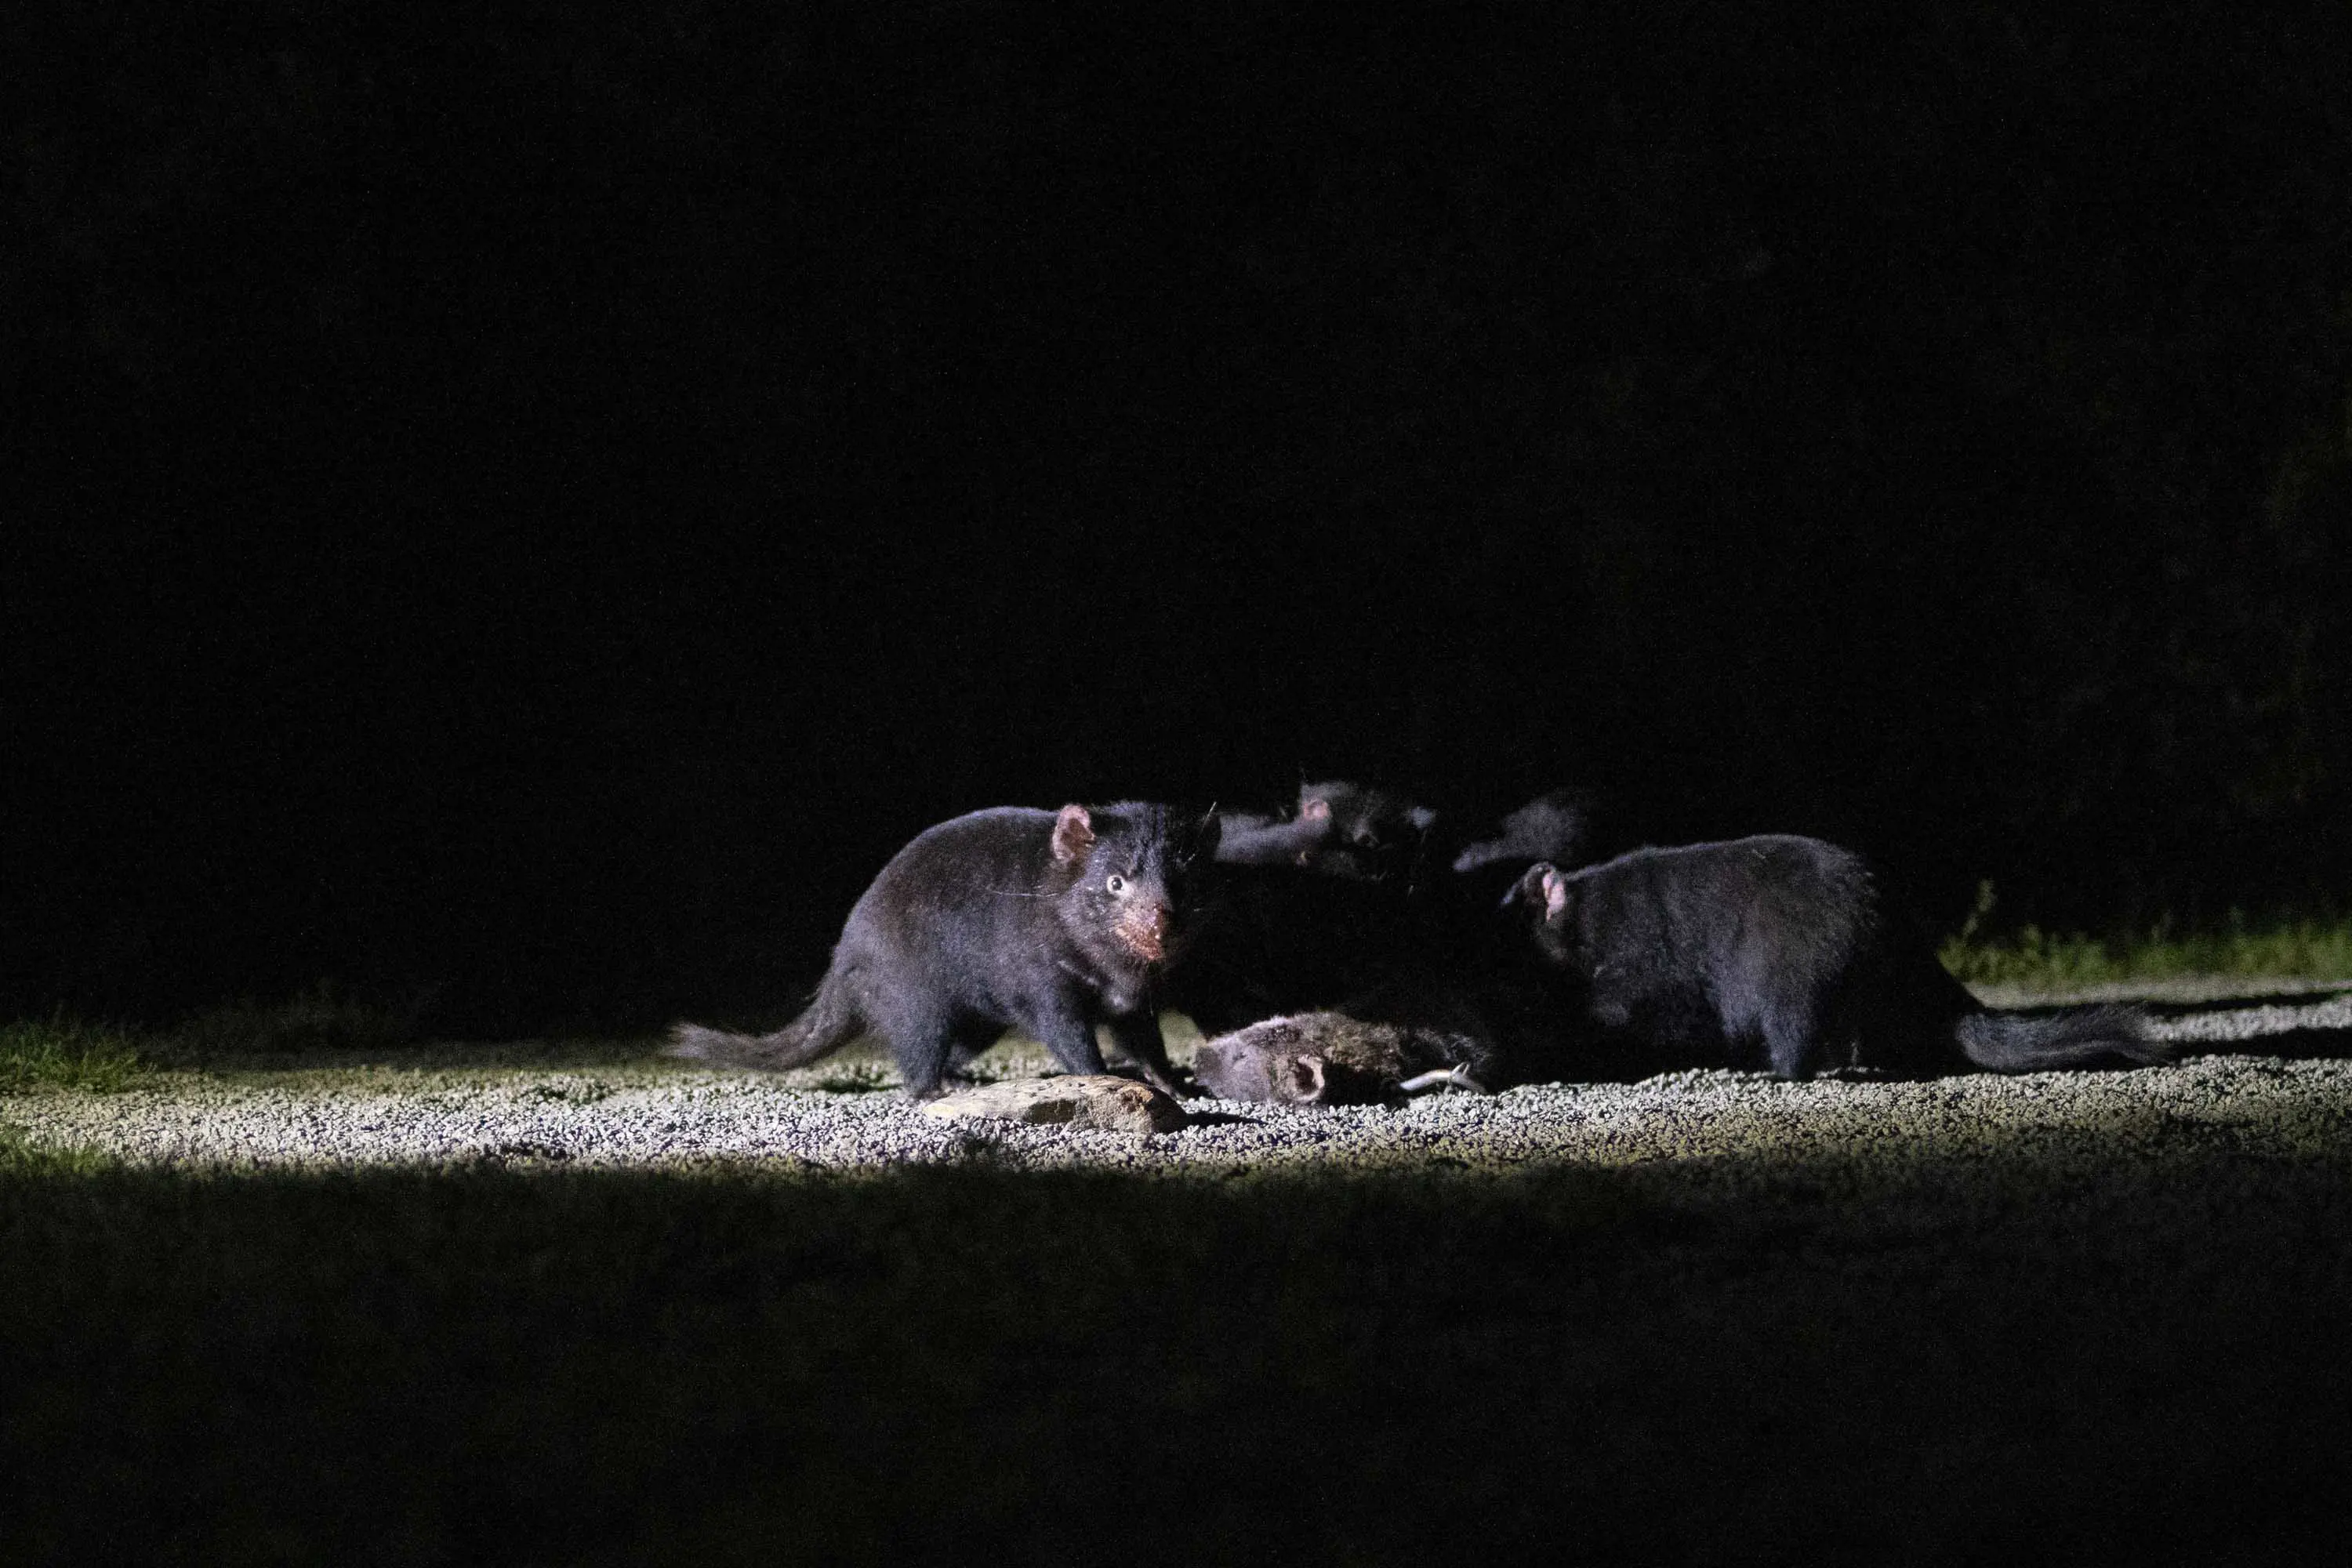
9,2,2350,1032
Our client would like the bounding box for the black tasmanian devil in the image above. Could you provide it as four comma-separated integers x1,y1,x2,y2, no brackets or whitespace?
1214,778,1437,882
1509,835,2175,1079
1449,787,1606,877
670,802,1219,1098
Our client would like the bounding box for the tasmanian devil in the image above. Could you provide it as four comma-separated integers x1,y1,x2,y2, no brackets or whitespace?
1508,835,2172,1079
1215,779,1437,883
1297,778,1438,882
1214,797,1341,869
1450,788,1606,876
1177,779,1448,1036
669,802,1218,1099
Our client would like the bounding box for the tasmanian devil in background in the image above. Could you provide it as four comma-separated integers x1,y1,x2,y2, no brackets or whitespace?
1210,800,1338,869
670,802,1219,1098
1449,788,1606,877
1508,835,2174,1079
1178,779,1454,1036
1187,778,1584,1100
1214,779,1438,883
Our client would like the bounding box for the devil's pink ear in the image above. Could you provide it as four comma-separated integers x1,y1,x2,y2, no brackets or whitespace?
1287,1054,1329,1104
1508,862,1572,922
1542,867,1570,921
1301,797,1331,822
1051,804,1095,864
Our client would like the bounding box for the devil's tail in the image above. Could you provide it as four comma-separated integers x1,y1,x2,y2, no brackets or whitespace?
1953,1004,2174,1072
667,970,862,1072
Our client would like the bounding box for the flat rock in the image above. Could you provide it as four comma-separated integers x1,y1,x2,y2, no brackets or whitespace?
919,1075,1189,1134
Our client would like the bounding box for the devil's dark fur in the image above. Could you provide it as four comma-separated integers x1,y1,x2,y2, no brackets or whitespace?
1179,780,1450,1036
670,802,1218,1098
1214,779,1437,884
1294,779,1438,884
1450,789,1605,875
1167,863,1434,1036
1509,835,2172,1079
1212,805,1340,869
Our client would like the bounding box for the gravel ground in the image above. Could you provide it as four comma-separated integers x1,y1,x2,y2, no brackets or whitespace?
15,985,2349,1566
8,988,2350,1174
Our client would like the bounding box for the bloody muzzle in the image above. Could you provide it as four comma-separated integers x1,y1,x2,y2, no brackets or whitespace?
1116,904,1170,962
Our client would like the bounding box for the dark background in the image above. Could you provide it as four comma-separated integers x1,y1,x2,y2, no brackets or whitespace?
9,2,2350,1033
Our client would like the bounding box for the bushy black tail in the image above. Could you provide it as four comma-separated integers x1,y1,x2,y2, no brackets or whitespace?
1954,1004,2174,1072
668,972,862,1072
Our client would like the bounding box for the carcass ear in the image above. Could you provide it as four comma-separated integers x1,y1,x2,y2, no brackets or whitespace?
1051,804,1095,864
1300,796,1331,822
1285,1054,1330,1104
1406,805,1438,833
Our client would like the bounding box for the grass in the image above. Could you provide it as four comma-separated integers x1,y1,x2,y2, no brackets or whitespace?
161,978,416,1060
1942,916,2352,989
1938,884,2352,989
0,1014,151,1092
3,1135,2350,1563
0,987,466,1093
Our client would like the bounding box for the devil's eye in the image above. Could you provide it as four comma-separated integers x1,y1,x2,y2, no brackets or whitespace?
1106,873,1128,895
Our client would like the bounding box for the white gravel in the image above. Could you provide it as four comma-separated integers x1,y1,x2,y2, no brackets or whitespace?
6,988,2349,1174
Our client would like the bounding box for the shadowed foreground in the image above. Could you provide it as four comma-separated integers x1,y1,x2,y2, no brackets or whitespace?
5,1089,2350,1563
